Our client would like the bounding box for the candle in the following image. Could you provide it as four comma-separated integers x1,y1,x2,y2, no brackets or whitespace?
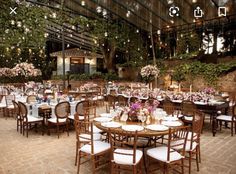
190,85,192,93
178,84,181,92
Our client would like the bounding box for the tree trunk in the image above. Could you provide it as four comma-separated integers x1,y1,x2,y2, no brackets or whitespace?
100,40,116,73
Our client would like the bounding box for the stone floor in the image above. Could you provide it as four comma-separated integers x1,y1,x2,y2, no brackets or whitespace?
0,114,236,174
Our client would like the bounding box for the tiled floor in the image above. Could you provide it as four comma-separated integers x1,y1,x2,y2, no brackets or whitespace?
0,114,236,174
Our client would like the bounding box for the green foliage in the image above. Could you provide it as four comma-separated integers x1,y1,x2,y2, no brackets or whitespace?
176,32,201,55
172,61,236,86
0,76,42,83
104,73,119,81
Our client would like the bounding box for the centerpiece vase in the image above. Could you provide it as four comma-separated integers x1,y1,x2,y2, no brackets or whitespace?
127,112,139,122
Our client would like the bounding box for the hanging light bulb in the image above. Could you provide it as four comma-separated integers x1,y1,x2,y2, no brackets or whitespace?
136,29,139,33
102,9,107,17
127,39,130,42
157,30,161,35
81,1,85,6
126,10,131,17
17,21,22,27
52,12,57,18
96,6,102,13
104,32,108,37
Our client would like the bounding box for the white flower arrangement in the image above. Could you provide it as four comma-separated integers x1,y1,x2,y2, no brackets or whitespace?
140,65,160,83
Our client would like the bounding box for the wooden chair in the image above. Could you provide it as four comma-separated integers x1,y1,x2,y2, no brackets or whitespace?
163,99,176,116
172,112,204,174
181,100,197,123
47,101,70,138
109,130,143,174
37,88,45,95
217,105,236,136
18,101,43,137
75,120,110,174
129,96,139,105
12,100,21,133
26,95,37,104
106,94,116,113
5,95,15,118
117,95,128,107
25,87,34,95
69,100,90,121
147,126,189,174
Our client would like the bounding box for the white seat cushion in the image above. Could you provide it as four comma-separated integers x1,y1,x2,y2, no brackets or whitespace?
79,133,101,141
80,141,110,155
147,146,183,163
113,149,143,165
184,116,193,121
48,117,67,123
27,116,43,122
7,105,14,109
89,125,103,133
68,115,84,120
217,115,233,121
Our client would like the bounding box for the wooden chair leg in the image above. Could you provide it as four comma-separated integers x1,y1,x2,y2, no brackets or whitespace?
196,149,200,172
77,151,81,174
189,152,192,174
75,142,78,166
57,124,59,139
181,158,185,174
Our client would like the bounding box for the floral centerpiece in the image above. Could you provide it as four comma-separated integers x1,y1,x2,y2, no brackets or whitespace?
201,87,216,95
140,65,160,84
127,99,160,122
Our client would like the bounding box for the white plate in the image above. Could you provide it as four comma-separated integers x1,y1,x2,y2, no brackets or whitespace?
101,122,121,128
163,117,179,121
93,117,112,122
161,121,182,127
171,100,182,103
122,125,144,132
194,101,207,105
146,124,168,131
100,113,112,118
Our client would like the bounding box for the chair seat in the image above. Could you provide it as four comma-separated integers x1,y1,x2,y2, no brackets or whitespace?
79,133,101,141
48,117,67,123
7,105,14,109
89,125,103,133
147,146,183,163
217,115,233,122
184,116,193,121
68,115,84,120
113,149,143,165
27,116,43,122
80,141,110,155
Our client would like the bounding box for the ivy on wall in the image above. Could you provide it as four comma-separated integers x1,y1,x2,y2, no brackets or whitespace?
172,61,236,86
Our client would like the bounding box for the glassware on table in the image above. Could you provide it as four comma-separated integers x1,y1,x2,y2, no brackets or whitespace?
140,115,146,125
57,98,60,103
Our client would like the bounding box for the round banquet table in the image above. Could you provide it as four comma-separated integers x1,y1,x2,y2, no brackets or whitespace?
93,118,183,137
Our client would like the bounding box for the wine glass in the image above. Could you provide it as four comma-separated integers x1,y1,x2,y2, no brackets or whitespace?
140,115,146,126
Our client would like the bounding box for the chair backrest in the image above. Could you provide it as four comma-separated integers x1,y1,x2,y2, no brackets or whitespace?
129,96,139,104
163,99,176,116
107,94,116,108
109,130,138,164
26,95,37,104
55,101,70,119
37,88,45,95
12,100,20,116
75,100,90,116
5,95,15,106
18,101,28,121
190,111,204,143
167,126,189,162
25,88,34,94
117,95,128,107
181,100,196,116
1,87,10,95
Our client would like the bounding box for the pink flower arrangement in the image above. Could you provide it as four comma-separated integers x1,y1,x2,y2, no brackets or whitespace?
201,87,216,95
0,62,41,78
